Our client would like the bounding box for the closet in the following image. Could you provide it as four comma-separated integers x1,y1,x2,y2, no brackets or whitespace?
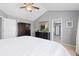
0,17,17,39
18,22,31,36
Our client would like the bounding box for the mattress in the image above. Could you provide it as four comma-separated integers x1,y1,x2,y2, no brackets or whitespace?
0,36,70,56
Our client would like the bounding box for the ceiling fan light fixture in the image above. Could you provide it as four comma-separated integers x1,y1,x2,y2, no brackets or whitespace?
26,6,32,11
20,3,39,12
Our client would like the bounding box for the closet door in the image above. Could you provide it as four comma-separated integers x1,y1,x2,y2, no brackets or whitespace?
2,19,17,39
18,23,31,36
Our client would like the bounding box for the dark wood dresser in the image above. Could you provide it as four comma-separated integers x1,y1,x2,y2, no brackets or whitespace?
35,32,50,40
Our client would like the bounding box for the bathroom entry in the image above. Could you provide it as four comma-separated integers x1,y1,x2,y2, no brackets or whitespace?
53,23,61,43
54,23,61,36
51,19,62,42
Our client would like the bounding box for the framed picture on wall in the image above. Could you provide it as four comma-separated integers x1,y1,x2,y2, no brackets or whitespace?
66,20,73,28
39,21,49,32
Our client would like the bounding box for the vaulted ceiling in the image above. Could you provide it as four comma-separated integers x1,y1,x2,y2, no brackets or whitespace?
0,3,79,21
0,3,47,21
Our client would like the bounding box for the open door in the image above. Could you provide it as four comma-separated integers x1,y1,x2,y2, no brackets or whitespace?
76,19,79,55
51,20,54,41
51,19,62,43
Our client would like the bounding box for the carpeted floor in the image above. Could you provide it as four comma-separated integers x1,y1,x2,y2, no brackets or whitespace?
53,36,76,56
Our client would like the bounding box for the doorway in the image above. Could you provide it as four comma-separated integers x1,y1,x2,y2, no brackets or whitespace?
51,19,62,43
18,22,31,36
53,23,61,43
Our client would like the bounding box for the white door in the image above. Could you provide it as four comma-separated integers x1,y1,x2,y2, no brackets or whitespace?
51,20,54,41
76,19,79,55
2,18,17,39
56,25,60,36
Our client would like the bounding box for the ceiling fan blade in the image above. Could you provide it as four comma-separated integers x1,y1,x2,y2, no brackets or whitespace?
28,3,34,5
20,6,26,8
32,6,39,9
23,3,34,6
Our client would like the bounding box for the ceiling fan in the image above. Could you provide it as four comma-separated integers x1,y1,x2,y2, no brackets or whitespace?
20,3,40,12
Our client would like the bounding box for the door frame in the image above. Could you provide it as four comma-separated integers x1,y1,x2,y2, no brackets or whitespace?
50,18,62,43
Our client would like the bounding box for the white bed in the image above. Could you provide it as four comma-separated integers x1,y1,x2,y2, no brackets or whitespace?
0,36,70,56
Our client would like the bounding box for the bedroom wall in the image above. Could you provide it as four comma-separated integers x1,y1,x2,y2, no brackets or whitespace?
0,18,2,39
0,9,8,17
33,11,79,46
31,21,35,36
7,15,31,23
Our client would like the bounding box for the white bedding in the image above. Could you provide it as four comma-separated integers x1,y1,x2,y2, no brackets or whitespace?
0,36,70,56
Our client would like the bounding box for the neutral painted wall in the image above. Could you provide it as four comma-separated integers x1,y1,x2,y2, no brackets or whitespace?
0,17,2,39
33,11,79,46
7,15,31,23
0,10,8,18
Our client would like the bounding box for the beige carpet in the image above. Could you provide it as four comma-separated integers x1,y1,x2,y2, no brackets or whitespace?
63,45,76,56
53,36,76,56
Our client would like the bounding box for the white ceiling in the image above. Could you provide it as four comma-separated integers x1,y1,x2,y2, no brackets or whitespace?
0,3,47,21
0,3,79,21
